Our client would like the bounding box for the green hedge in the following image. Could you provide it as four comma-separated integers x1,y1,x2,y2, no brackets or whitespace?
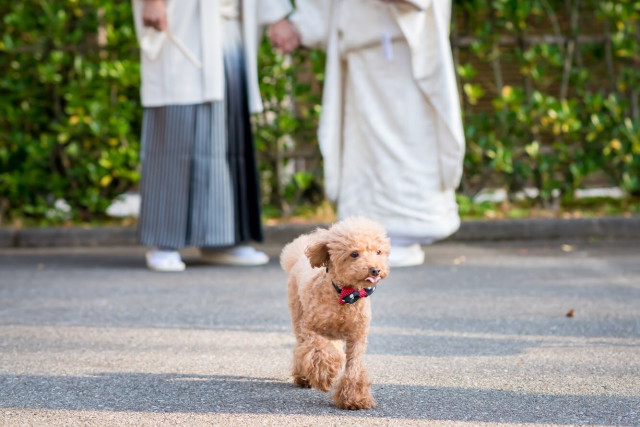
0,0,638,225
456,0,639,207
1,1,141,224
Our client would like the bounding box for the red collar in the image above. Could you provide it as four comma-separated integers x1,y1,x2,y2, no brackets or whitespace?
332,281,377,305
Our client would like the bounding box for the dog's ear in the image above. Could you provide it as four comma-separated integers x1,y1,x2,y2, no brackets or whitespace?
305,230,331,269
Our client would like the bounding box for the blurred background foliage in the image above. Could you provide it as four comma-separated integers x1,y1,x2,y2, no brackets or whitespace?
0,1,140,224
0,0,638,226
455,0,640,213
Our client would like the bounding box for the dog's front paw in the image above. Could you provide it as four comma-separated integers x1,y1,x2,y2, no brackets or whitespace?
294,341,344,392
307,353,342,392
332,372,376,410
333,389,376,410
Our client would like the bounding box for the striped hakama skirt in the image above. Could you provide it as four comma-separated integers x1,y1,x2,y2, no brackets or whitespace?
137,19,262,249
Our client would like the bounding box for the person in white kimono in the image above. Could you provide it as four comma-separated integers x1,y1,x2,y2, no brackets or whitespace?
272,0,466,267
133,0,292,271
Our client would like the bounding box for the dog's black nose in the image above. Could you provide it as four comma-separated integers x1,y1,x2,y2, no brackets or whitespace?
369,267,380,277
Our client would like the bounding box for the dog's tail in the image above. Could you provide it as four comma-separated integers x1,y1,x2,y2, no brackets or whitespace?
280,234,312,273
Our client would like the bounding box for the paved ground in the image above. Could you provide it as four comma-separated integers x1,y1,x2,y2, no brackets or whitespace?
1,239,639,426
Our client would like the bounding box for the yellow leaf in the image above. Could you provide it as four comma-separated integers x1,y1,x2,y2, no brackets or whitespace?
610,139,622,151
100,175,112,187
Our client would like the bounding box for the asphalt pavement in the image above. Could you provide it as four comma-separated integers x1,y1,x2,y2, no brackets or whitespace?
1,238,639,426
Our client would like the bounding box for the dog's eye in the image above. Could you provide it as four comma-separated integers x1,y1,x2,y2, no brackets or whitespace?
350,252,359,259
376,250,382,255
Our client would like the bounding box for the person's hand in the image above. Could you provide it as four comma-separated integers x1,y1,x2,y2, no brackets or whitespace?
142,0,168,31
268,18,300,54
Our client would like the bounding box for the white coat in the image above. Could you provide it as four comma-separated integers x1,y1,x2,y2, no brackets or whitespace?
289,0,465,201
132,0,292,113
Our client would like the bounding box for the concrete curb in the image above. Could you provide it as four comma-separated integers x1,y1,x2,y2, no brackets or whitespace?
14,226,138,248
452,216,640,241
1,216,639,248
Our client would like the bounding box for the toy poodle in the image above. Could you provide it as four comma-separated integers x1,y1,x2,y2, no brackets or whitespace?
280,216,390,410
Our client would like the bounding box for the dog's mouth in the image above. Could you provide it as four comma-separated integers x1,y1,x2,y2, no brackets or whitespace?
365,276,381,284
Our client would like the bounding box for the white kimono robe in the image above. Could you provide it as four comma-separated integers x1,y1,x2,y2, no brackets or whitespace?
132,0,292,112
290,0,465,242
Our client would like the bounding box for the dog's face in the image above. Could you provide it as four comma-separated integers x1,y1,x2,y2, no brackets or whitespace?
305,217,390,288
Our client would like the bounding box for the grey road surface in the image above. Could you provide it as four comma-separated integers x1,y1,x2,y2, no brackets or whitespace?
1,240,639,426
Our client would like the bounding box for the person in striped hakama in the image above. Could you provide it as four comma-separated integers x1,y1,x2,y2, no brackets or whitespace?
133,0,293,271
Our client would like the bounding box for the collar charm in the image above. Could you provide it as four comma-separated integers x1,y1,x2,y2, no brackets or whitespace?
332,282,377,305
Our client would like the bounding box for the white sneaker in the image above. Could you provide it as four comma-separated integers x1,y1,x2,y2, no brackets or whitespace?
200,245,269,266
388,244,425,267
145,250,186,272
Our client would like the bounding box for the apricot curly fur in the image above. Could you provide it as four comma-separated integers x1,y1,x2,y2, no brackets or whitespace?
280,217,390,410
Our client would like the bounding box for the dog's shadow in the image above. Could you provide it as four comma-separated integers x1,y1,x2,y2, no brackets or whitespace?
1,372,635,424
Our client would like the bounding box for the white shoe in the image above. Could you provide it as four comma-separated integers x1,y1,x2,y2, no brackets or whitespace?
388,244,425,267
200,245,269,266
145,250,186,272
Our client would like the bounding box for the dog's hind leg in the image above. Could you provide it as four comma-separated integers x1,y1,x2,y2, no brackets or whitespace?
291,342,311,388
288,278,312,388
294,333,345,392
287,278,305,343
